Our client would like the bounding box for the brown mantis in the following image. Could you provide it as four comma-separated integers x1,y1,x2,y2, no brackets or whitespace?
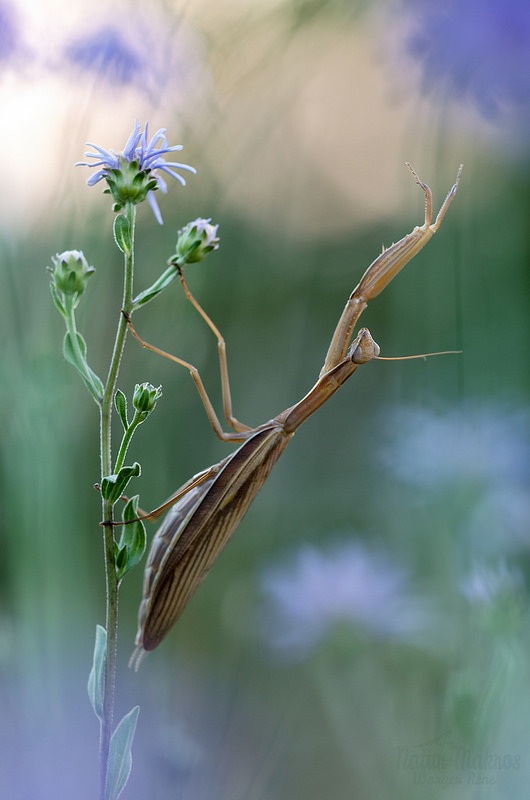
127,163,463,666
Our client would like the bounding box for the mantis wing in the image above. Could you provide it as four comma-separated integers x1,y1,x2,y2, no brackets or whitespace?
136,424,292,653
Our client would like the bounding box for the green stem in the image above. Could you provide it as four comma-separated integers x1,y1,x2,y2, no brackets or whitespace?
64,296,102,403
114,412,143,473
98,203,136,800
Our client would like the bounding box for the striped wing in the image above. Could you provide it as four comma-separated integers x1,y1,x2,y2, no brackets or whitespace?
136,424,292,652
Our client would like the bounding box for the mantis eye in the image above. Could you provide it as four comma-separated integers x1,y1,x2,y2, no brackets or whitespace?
350,328,380,364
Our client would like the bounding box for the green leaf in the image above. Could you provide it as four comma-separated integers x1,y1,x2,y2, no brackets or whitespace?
87,625,106,721
116,545,128,574
63,330,104,401
113,214,131,255
101,462,141,503
105,706,140,800
116,496,146,581
122,494,142,524
114,390,128,431
132,265,178,309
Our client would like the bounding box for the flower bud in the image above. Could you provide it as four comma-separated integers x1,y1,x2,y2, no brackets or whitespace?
173,218,220,264
132,382,162,415
50,250,95,296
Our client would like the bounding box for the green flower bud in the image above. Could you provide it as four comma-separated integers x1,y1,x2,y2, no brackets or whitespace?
172,218,220,265
132,382,162,415
50,250,95,296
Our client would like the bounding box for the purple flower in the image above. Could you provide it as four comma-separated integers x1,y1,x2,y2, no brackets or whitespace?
261,541,428,656
76,120,196,224
403,0,530,129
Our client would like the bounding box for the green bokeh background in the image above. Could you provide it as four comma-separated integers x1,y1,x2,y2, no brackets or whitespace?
1,1,529,798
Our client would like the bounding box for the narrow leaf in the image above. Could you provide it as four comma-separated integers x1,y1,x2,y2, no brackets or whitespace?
132,266,178,309
114,390,128,431
63,331,104,401
105,706,140,800
113,214,131,255
87,625,106,721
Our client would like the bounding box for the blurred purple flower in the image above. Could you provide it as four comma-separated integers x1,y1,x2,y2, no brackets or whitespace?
461,561,523,605
466,485,530,556
403,0,530,127
0,1,21,66
62,14,205,104
77,120,196,224
379,404,530,490
65,25,144,87
261,541,428,655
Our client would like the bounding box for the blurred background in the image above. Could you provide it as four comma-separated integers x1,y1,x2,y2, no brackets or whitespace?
1,0,529,797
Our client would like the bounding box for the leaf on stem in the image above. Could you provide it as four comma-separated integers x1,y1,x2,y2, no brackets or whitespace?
87,624,107,721
113,214,132,256
63,330,104,401
114,390,128,431
105,706,140,800
116,495,146,581
101,462,141,504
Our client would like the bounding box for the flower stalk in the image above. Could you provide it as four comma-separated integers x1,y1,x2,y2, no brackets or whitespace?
98,200,136,799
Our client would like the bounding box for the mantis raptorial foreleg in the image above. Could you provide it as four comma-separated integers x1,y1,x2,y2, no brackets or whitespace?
320,163,463,375
127,165,462,447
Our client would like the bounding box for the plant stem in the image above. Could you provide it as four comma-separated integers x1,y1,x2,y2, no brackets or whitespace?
98,203,136,800
114,412,142,474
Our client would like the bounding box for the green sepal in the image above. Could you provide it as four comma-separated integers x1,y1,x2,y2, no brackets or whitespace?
101,462,141,504
63,330,104,402
114,389,128,431
87,625,107,721
50,281,67,318
115,495,146,582
105,706,140,800
133,173,157,193
113,214,131,256
132,265,178,309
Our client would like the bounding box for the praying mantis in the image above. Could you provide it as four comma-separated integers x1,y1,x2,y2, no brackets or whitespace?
127,163,463,666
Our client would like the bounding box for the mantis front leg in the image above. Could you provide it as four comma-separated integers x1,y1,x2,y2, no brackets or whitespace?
320,163,463,376
127,165,462,444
